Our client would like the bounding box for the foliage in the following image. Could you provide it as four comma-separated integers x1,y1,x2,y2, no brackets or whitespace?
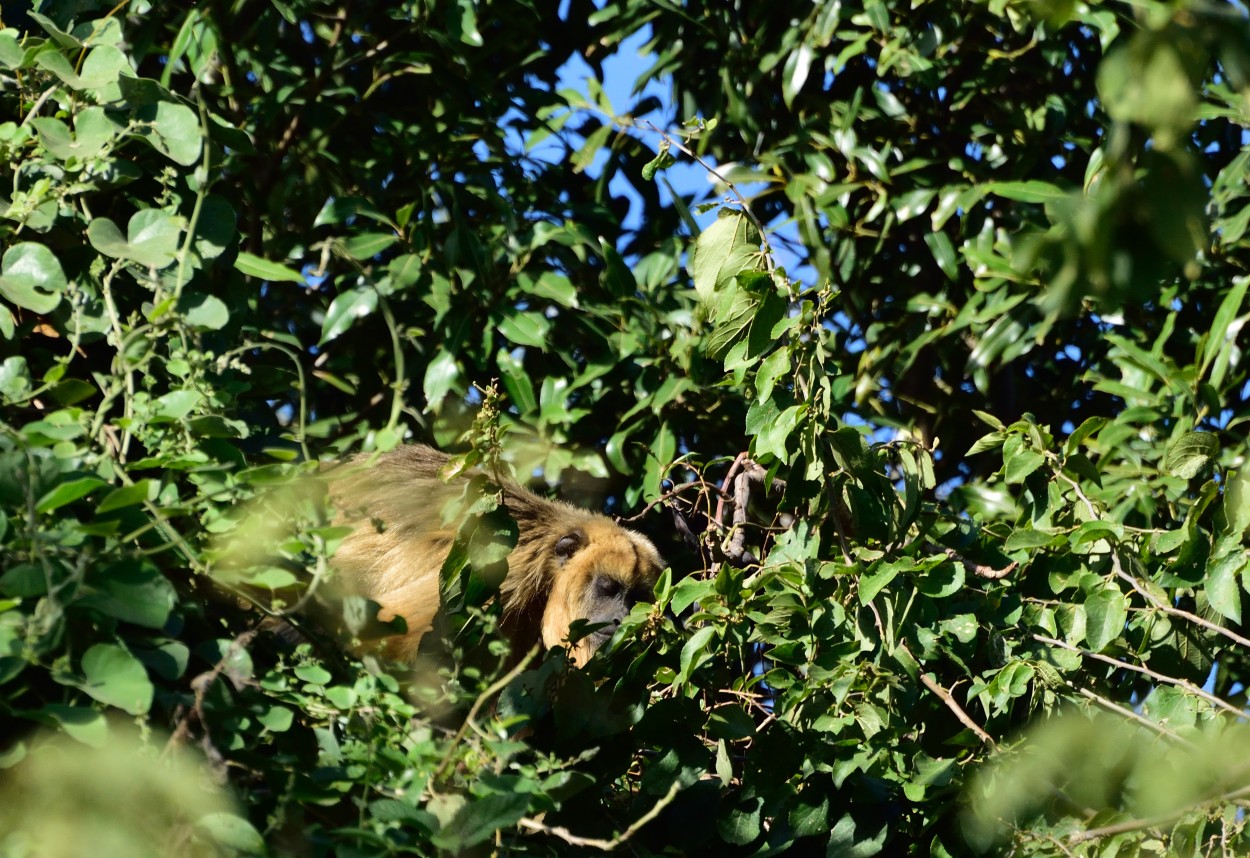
3,0,1250,855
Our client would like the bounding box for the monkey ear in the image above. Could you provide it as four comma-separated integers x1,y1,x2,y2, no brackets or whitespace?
554,531,583,564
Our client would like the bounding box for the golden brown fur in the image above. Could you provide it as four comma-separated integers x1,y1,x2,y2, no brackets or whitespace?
329,445,663,665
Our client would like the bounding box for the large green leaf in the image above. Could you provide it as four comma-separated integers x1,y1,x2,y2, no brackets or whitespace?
689,211,761,301
78,644,154,715
0,243,68,313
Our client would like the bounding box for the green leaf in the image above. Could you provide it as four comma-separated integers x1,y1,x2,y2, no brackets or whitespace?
87,210,184,269
193,195,236,261
496,348,537,413
1201,275,1249,389
747,401,804,462
0,356,31,401
135,98,203,166
1065,416,1109,455
294,664,332,684
718,795,764,845
80,44,128,87
153,389,200,420
755,347,790,403
1003,435,1045,484
36,476,106,513
918,561,965,598
81,562,175,629
195,813,265,855
858,562,900,603
0,242,68,314
983,180,1067,203
0,34,22,69
1223,468,1250,539
431,794,530,851
972,410,1007,431
423,350,460,409
342,232,397,259
320,287,377,344
388,254,423,290
127,209,184,268
1205,538,1246,623
27,12,82,48
96,480,154,513
36,44,127,88
714,739,732,786
1163,432,1218,480
669,576,715,615
38,704,109,748
497,309,550,349
235,252,304,282
782,44,814,108
641,142,677,180
925,230,958,279
86,218,130,259
689,211,761,301
571,123,611,173
258,706,294,732
1070,520,1122,547
789,792,830,838
705,286,756,359
182,293,230,330
676,625,716,687
1098,32,1197,146
1083,589,1127,653
31,117,73,159
79,644,153,715
453,0,485,46
1004,528,1062,551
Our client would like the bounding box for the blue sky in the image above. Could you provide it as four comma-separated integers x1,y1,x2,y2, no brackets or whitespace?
549,24,816,286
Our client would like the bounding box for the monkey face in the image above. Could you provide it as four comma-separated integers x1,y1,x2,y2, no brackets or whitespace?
542,520,663,665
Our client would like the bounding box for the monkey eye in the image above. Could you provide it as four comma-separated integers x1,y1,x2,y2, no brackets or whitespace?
593,575,623,599
555,532,583,562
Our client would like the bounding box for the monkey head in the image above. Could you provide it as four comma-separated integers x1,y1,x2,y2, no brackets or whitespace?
535,519,663,664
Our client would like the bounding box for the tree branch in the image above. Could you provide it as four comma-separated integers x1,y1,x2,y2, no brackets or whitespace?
518,779,681,851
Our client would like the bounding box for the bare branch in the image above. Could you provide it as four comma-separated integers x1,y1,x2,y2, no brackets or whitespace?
1033,634,1243,720
518,779,681,851
1111,556,1250,651
918,671,997,747
1073,687,1195,748
924,541,1017,580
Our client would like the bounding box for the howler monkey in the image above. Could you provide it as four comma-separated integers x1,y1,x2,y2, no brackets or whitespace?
330,445,663,665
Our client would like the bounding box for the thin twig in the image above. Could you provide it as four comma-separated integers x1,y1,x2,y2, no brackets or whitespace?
517,779,681,851
165,629,259,780
898,641,996,746
429,645,540,786
20,85,58,126
619,479,729,522
1033,634,1243,720
713,452,748,530
1073,687,1195,748
1055,469,1250,651
924,542,1017,579
1068,783,1250,844
1113,557,1250,651
637,120,775,272
921,671,996,745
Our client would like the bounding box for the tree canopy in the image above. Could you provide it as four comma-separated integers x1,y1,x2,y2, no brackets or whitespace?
3,0,1250,854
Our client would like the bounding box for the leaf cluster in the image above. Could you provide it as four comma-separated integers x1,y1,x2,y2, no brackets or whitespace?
4,0,1250,855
